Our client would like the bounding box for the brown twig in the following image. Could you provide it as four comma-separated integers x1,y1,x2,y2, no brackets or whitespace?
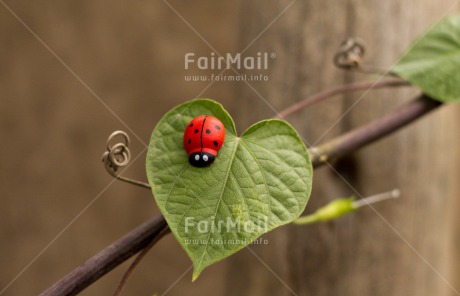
39,215,169,296
274,78,410,119
40,94,442,296
309,95,441,166
113,225,170,296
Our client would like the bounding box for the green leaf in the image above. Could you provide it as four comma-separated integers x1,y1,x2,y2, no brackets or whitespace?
392,15,460,102
146,99,312,280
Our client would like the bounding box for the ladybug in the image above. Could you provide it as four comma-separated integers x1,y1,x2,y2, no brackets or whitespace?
183,115,225,167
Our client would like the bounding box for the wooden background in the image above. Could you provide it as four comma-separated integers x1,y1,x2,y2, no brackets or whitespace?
0,1,459,295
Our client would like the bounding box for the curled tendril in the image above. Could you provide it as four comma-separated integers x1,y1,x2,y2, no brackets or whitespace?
102,130,151,189
334,38,365,69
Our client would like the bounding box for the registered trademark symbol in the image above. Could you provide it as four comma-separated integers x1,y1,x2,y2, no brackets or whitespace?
270,52,277,59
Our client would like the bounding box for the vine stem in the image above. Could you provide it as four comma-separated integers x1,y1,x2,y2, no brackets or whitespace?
274,78,410,119
309,95,441,166
40,94,442,296
112,226,170,296
39,215,169,296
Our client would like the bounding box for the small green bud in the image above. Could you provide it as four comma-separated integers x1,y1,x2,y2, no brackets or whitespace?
293,197,356,225
293,189,399,225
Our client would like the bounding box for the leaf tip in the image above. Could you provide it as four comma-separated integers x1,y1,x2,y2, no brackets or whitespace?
192,269,201,282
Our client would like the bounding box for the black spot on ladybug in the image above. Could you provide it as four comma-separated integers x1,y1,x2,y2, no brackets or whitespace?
190,123,193,127
188,139,191,144
194,129,199,133
213,141,218,147
215,125,220,130
206,129,211,134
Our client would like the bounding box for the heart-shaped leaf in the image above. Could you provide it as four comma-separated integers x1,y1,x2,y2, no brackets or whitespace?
146,99,312,280
392,15,460,102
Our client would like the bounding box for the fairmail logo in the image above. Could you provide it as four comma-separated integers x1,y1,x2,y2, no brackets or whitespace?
184,52,275,70
184,216,269,234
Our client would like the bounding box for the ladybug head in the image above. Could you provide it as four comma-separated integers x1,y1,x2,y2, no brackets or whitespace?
189,152,215,167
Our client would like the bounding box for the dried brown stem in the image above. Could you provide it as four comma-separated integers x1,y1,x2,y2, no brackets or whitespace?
112,225,170,296
39,215,169,296
274,78,410,119
309,95,441,167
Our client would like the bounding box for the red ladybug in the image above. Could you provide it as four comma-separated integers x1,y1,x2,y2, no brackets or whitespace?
183,115,225,167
